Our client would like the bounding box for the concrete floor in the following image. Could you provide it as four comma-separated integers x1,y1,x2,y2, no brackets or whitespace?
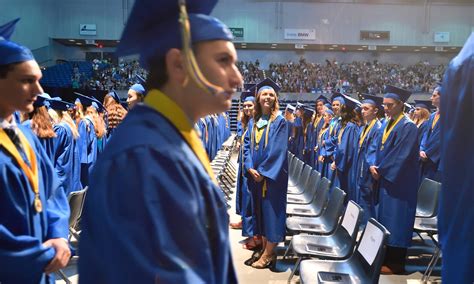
54,152,442,284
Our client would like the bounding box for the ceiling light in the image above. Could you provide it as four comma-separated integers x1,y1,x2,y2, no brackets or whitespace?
357,48,363,51
414,49,420,52
392,46,397,48
68,39,75,42
76,42,82,45
332,45,338,47
362,45,367,48
421,46,427,49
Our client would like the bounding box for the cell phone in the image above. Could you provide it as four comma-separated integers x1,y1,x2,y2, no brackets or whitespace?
317,271,352,283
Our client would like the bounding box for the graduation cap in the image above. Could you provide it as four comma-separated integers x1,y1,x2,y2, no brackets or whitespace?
341,94,361,110
331,92,345,105
315,95,329,104
107,90,121,103
285,104,296,113
48,99,74,111
362,94,384,109
129,83,146,96
295,102,306,110
243,83,256,91
90,97,106,113
249,78,281,95
0,18,35,65
434,81,443,94
120,99,129,110
34,93,51,108
116,0,232,69
72,92,96,107
324,103,332,109
324,108,335,116
303,106,315,117
404,102,415,113
384,85,411,102
414,100,434,111
240,91,254,102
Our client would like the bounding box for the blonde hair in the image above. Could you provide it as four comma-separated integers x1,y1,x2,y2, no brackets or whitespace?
86,106,106,139
413,108,430,127
31,106,56,139
253,89,280,122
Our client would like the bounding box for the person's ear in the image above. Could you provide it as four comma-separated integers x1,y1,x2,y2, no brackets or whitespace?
165,48,186,86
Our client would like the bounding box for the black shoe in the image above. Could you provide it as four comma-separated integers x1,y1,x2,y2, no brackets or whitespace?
244,250,263,266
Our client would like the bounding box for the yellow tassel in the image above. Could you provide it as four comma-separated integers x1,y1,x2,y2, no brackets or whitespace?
262,179,267,198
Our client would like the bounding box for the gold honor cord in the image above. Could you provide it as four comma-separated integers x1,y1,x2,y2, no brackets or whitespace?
0,129,42,213
359,119,377,148
381,114,404,150
178,1,224,96
250,118,273,197
431,113,440,129
144,89,217,185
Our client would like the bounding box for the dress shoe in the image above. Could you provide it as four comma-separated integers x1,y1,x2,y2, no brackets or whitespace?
251,253,276,269
244,250,263,266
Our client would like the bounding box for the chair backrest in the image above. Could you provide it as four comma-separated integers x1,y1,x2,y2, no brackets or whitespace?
302,170,321,197
319,187,347,233
341,200,363,240
68,187,88,228
416,178,442,218
290,159,304,180
353,218,390,284
297,164,313,188
311,177,331,212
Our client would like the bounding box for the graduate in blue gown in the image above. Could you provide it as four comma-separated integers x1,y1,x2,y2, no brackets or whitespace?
243,78,288,269
369,85,420,274
302,106,315,164
331,95,360,200
315,109,333,174
78,2,241,282
232,92,256,244
413,100,432,146
309,95,328,169
73,93,97,187
292,103,306,159
284,104,295,150
22,94,57,161
104,90,128,140
354,95,383,225
419,88,441,182
438,32,474,284
0,18,70,283
49,100,82,195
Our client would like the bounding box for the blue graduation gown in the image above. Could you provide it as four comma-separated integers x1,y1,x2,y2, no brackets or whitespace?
320,119,341,183
334,122,358,200
438,33,474,284
417,120,430,146
310,117,325,169
79,105,236,283
236,120,254,237
374,116,419,248
22,120,56,161
244,115,288,243
286,120,295,152
293,117,304,159
419,113,441,182
303,122,313,164
78,117,97,186
53,123,75,195
236,120,243,139
0,125,70,284
354,120,382,224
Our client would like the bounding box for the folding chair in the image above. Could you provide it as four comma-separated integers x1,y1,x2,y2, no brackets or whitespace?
286,201,363,282
287,171,321,204
416,178,441,218
286,177,331,217
287,164,313,195
299,218,390,284
68,188,88,241
288,158,304,187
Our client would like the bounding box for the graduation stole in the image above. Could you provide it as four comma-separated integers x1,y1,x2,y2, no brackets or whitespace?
0,128,42,213
431,112,440,130
381,113,404,150
144,89,217,184
312,114,322,128
338,125,346,144
251,116,273,198
359,119,377,148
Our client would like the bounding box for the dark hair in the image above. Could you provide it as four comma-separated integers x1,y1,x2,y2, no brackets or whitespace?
0,63,18,79
145,55,168,90
340,105,355,127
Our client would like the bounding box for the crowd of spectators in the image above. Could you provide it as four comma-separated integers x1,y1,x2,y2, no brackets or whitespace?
72,59,147,91
265,57,445,93
72,57,444,94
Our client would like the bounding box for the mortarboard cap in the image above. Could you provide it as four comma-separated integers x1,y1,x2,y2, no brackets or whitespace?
129,83,146,96
120,99,129,110
303,107,315,117
240,91,254,102
324,108,335,116
285,104,295,113
0,18,35,65
362,94,384,109
250,78,281,94
243,83,256,91
383,85,411,102
107,90,121,103
72,92,95,107
48,99,74,111
414,100,434,110
331,92,345,105
324,103,332,109
295,102,306,110
34,93,51,108
341,94,361,110
434,81,443,94
315,95,329,104
90,96,106,113
116,0,232,69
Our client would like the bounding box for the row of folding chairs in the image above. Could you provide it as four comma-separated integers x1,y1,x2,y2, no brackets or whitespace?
286,152,443,283
56,187,88,284
211,134,239,207
285,152,390,283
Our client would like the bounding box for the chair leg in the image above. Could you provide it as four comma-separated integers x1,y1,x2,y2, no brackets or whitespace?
422,246,440,282
56,269,72,284
283,238,293,259
287,257,302,283
426,246,441,281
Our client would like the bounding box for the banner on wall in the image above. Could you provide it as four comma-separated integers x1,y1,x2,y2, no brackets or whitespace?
284,29,316,40
230,28,244,39
80,24,97,36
